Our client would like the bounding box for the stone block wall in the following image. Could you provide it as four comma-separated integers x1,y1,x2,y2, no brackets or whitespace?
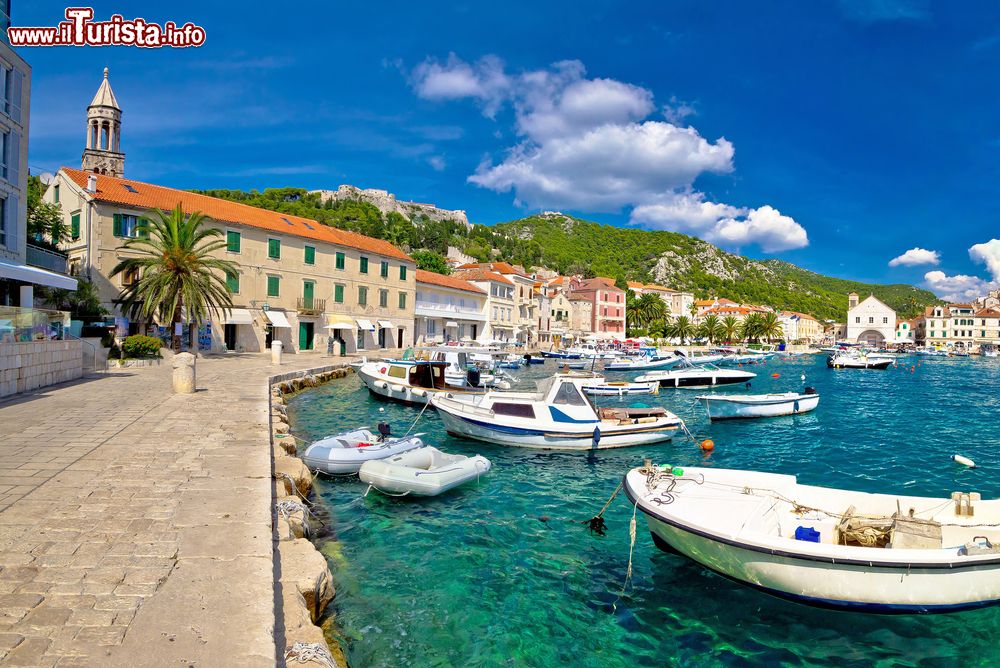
0,339,84,397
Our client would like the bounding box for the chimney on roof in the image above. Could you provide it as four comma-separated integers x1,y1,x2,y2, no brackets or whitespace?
848,292,859,309
86,174,97,192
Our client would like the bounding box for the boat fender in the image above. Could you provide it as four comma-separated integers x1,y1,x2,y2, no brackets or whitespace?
390,384,406,393
953,454,977,469
412,388,427,397
374,381,388,389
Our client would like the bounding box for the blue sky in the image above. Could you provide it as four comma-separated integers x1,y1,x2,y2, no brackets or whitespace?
18,0,1000,299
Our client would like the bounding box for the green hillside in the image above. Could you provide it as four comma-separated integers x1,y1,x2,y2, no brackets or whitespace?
192,188,937,322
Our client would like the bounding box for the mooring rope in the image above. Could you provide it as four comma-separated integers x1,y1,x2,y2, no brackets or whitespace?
583,480,624,535
401,398,432,439
284,641,338,668
279,472,314,507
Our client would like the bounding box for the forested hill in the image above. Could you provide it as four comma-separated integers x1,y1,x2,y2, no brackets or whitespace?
192,187,936,322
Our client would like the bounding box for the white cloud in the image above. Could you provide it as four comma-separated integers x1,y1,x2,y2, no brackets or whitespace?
969,239,1000,280
427,155,446,171
888,247,940,267
410,54,808,253
923,270,993,302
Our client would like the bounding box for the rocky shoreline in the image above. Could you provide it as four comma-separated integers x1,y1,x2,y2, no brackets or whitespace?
269,365,353,668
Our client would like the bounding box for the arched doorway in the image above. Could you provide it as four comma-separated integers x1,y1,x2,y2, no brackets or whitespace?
856,330,885,346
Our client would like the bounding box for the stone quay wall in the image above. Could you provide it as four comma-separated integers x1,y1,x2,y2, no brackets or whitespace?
269,364,354,668
0,339,83,398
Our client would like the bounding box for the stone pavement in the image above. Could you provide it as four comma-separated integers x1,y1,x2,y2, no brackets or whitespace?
0,352,346,667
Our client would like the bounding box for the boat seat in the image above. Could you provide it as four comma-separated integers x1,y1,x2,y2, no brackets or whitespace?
889,513,942,549
599,408,629,421
625,407,667,417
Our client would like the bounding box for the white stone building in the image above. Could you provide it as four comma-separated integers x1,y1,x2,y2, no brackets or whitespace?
414,269,487,344
846,293,896,346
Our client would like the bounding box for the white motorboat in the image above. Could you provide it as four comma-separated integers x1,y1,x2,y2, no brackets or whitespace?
301,428,425,474
624,464,1000,613
555,360,589,370
581,380,660,397
698,390,819,420
635,360,756,388
358,360,487,406
430,375,680,450
359,446,491,497
827,352,893,369
565,344,622,360
603,355,679,371
676,351,725,365
916,347,949,357
984,348,999,359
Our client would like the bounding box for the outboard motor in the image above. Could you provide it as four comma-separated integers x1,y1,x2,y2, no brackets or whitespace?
467,368,481,388
803,386,818,395
376,422,391,442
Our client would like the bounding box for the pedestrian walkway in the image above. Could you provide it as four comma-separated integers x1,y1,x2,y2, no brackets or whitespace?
0,353,344,667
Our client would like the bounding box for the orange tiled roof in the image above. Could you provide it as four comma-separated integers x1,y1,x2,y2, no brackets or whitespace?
453,269,514,285
415,269,485,294
626,281,644,289
694,299,715,306
457,261,527,277
61,167,413,262
975,307,1000,317
704,306,752,315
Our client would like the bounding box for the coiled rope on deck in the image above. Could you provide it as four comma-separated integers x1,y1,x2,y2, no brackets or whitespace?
284,641,338,668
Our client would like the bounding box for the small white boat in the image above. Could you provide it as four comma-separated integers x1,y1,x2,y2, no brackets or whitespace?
827,352,893,369
698,390,819,420
556,360,589,370
301,428,425,474
916,347,949,357
624,465,1000,613
676,351,725,365
603,355,679,371
984,349,999,359
430,375,680,450
582,380,660,396
635,360,756,388
359,446,491,497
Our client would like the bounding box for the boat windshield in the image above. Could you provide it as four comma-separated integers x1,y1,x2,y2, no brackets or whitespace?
552,382,588,407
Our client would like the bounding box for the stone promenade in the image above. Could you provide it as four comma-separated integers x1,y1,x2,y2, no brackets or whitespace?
0,353,343,667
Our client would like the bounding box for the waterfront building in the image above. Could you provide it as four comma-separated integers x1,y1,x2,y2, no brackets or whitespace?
778,311,823,343
627,281,694,318
458,262,537,344
452,268,515,342
895,318,915,345
414,269,486,344
845,292,896,346
915,303,999,349
567,277,626,340
567,294,594,339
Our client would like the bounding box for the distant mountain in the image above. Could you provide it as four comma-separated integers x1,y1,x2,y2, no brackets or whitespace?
193,186,936,321
491,213,937,321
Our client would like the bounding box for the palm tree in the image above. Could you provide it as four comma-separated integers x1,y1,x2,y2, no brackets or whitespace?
627,293,667,332
760,311,784,343
665,315,695,344
111,204,238,351
739,312,764,343
698,314,724,344
721,315,740,343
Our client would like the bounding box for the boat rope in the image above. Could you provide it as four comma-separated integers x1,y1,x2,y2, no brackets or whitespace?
275,498,324,538
402,398,432,439
363,483,411,498
677,418,698,444
583,480,624,535
279,473,314,507
610,499,640,615
284,641,338,668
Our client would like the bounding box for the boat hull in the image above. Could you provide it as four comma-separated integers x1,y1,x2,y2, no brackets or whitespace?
827,358,893,369
434,409,676,450
701,394,819,420
642,373,754,387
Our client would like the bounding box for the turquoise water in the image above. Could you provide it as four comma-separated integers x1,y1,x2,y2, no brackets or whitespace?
286,355,1000,667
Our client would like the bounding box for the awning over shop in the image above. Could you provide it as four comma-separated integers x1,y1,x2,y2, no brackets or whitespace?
356,319,376,332
325,315,355,330
0,259,77,290
377,320,394,329
264,310,291,328
444,321,459,328
224,308,254,325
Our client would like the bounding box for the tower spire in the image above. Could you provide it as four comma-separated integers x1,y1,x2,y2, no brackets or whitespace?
82,67,124,177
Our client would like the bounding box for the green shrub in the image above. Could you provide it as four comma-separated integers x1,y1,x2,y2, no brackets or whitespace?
121,334,162,358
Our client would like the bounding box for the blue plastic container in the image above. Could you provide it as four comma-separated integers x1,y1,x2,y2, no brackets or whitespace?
794,526,821,543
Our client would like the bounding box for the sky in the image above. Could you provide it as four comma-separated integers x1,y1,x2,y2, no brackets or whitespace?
17,0,1000,301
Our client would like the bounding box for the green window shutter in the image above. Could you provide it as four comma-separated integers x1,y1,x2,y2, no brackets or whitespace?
267,275,280,297
380,261,389,278
53,185,59,203
138,217,150,239
70,213,80,240
226,271,239,294
379,289,388,308
303,281,314,301
335,252,345,270
360,257,369,273
112,213,122,237
334,284,344,303
358,286,367,305
398,292,406,309
227,231,241,253
268,239,280,259
305,245,315,265
399,265,407,281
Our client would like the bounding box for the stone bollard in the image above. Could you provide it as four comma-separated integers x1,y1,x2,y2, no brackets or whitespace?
271,339,283,365
172,352,196,394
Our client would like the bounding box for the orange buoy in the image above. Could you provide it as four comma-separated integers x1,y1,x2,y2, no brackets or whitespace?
771,373,780,378
700,439,715,451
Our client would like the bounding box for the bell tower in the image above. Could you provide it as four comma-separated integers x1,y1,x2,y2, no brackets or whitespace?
81,67,124,177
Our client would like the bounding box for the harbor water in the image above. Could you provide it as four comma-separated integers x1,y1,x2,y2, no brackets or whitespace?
286,355,1000,667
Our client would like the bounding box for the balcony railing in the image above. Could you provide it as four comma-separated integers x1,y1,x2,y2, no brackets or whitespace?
25,243,70,275
0,305,71,344
296,297,325,315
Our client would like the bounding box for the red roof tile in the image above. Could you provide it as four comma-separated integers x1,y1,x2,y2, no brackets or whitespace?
61,167,413,262
453,269,513,285
415,269,485,294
